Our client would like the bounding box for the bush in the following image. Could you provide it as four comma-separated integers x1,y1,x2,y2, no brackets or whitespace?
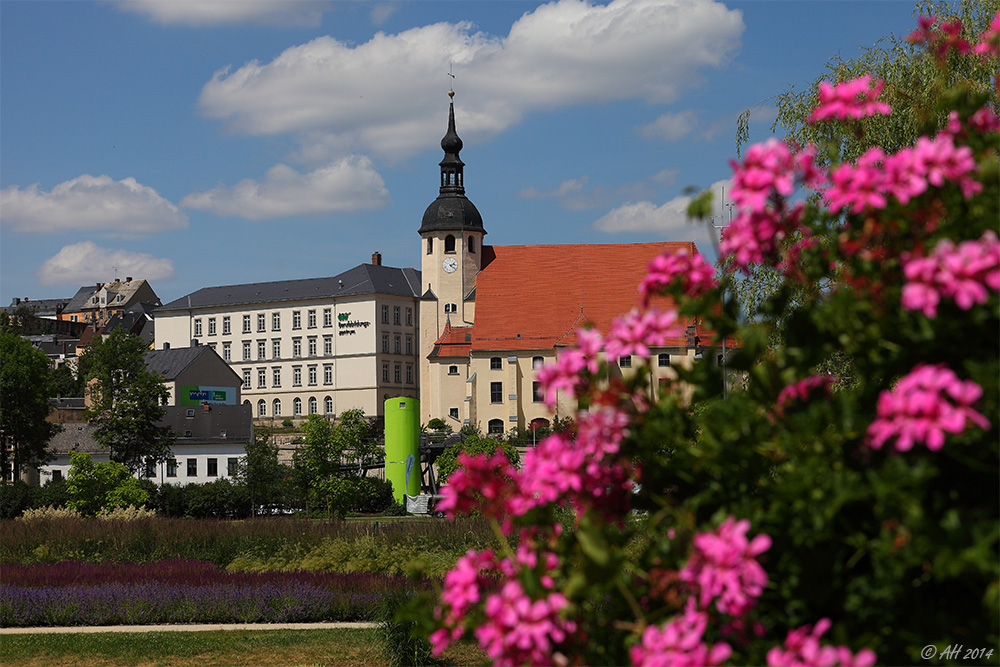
376,589,441,667
17,505,82,522
0,482,32,519
352,477,395,514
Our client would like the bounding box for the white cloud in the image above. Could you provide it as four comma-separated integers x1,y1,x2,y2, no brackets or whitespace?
114,0,330,27
0,175,188,235
370,3,398,26
180,156,388,219
593,178,730,248
638,111,699,141
37,241,175,286
197,0,744,158
518,169,679,210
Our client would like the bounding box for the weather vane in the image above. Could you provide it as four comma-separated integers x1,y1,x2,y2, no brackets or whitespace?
448,63,456,98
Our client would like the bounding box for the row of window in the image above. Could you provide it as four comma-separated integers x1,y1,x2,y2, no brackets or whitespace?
242,362,414,391
427,234,477,254
142,457,239,479
213,333,416,363
256,396,333,418
194,306,414,338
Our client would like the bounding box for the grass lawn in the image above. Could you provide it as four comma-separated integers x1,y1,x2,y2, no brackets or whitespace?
0,628,490,667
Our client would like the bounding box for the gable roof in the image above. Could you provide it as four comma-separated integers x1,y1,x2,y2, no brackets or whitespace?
470,242,698,352
158,264,421,312
429,321,474,359
144,346,217,381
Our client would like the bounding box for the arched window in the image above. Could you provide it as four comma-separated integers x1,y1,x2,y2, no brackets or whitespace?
294,397,302,416
468,236,476,253
444,234,456,253
324,396,333,414
272,398,281,416
308,397,318,414
257,399,266,417
488,419,504,435
427,237,433,255
448,365,459,375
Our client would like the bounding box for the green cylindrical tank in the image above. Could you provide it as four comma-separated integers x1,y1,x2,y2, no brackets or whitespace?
384,396,421,503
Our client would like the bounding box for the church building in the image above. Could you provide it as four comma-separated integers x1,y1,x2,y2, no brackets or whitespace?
418,95,708,433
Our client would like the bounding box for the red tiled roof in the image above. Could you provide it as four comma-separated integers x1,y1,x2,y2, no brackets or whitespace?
471,242,700,352
430,321,474,359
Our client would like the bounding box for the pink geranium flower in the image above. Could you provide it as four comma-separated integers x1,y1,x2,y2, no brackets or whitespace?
767,618,877,667
679,517,771,617
866,364,990,452
902,232,1000,317
630,599,732,667
474,581,576,667
808,75,892,123
639,249,717,305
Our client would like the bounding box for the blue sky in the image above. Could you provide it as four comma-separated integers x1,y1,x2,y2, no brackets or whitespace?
1,0,921,307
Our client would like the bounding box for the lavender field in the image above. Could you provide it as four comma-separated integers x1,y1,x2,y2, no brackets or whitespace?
0,516,501,628
0,559,430,627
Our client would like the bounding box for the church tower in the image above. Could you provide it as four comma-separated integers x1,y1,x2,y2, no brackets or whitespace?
418,92,485,421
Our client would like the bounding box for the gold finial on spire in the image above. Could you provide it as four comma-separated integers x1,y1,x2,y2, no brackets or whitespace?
448,63,456,98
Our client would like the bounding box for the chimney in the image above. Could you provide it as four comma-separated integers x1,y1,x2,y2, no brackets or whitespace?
372,252,382,266
96,283,103,290
126,277,132,282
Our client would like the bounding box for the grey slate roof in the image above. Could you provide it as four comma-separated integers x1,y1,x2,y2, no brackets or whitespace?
48,423,103,455
64,286,97,313
162,404,253,444
4,297,73,317
144,346,215,381
157,263,421,312
47,404,253,455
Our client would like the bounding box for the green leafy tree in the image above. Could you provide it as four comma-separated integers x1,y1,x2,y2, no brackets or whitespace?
0,330,59,481
66,451,150,516
236,425,284,514
737,0,999,160
83,330,173,472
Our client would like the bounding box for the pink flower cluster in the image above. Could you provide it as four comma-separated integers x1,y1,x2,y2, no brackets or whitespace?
807,75,892,123
514,409,631,513
679,517,772,617
475,581,577,667
767,618,877,667
721,139,819,271
639,249,717,306
430,548,496,653
534,328,603,407
824,133,980,215
867,364,990,452
630,600,732,667
973,10,1000,56
605,308,682,362
773,374,837,418
436,450,518,521
902,232,1000,317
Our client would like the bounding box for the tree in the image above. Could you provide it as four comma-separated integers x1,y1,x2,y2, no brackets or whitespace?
0,330,59,481
66,451,150,516
738,0,999,161
236,425,284,514
83,330,173,473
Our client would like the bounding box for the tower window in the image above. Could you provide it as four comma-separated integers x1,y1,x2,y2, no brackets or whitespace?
427,238,433,254
468,236,476,253
445,235,456,253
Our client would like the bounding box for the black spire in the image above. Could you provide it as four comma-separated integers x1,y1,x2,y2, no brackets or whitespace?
419,93,485,235
438,92,465,194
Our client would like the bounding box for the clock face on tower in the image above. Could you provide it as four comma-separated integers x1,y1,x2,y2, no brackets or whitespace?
442,257,459,273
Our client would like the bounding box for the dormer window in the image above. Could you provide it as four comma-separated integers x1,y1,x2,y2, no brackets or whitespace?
445,234,456,253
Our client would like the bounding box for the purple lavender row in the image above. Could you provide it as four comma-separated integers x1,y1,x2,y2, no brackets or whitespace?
2,559,420,591
0,581,384,627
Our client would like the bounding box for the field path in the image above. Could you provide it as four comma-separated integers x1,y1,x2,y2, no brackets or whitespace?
0,621,377,635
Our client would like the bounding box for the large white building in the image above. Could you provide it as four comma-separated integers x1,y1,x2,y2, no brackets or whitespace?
154,257,421,420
